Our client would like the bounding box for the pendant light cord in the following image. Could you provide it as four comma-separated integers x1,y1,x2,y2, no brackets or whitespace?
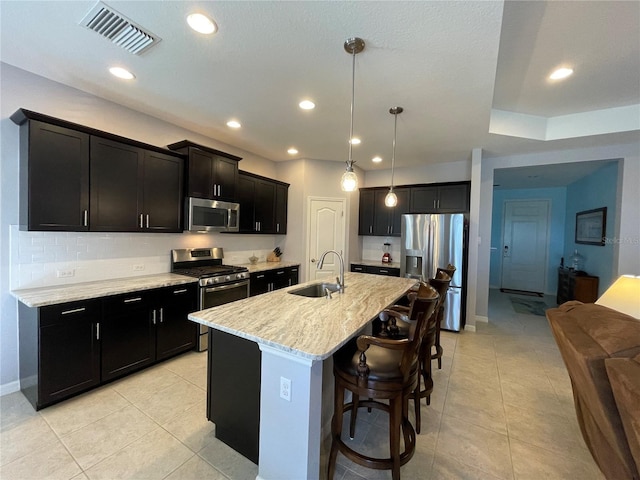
348,48,356,168
390,111,397,189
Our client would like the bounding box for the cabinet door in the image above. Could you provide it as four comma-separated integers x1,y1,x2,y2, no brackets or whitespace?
90,137,143,231
410,186,438,213
437,184,469,212
250,272,271,296
390,188,410,237
373,189,392,236
286,267,299,287
358,190,375,235
186,148,214,198
274,184,288,234
238,175,257,232
142,151,183,232
39,300,101,407
255,180,276,233
213,156,238,201
156,285,197,360
272,268,290,290
101,293,155,381
24,121,90,231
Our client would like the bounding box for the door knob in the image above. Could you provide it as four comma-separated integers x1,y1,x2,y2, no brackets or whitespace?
311,258,316,263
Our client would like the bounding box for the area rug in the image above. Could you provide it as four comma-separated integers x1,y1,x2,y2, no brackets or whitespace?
510,297,549,316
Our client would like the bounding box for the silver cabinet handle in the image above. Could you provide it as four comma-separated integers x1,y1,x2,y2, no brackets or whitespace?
62,307,86,315
96,322,100,340
369,225,372,234
213,184,217,196
276,271,284,275
218,185,221,196
139,214,144,228
173,288,187,294
159,307,163,323
380,269,389,273
276,223,280,233
146,214,149,229
83,210,88,227
152,309,156,325
256,274,265,279
124,297,142,303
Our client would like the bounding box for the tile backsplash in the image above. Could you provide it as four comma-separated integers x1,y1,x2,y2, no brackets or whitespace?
361,236,401,263
9,225,280,290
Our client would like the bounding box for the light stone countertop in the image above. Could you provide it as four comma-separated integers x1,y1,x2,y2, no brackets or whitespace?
352,260,402,269
188,272,417,361
11,273,197,308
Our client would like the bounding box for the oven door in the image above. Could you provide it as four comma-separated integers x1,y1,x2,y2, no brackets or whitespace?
198,280,250,351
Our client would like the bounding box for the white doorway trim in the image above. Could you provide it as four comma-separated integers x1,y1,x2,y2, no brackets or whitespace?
305,196,347,283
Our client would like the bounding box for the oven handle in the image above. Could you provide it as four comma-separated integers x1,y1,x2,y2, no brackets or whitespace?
204,280,249,294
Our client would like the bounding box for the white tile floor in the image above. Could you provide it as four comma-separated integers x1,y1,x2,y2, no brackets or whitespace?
0,289,604,480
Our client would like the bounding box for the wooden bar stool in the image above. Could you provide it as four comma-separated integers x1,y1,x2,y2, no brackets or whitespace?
327,286,439,480
432,264,456,370
379,274,451,433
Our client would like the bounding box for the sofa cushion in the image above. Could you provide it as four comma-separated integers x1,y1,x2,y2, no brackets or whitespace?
606,353,640,476
546,301,640,480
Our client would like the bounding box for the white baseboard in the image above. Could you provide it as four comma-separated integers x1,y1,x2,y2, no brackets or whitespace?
0,381,20,397
464,324,476,332
475,315,489,323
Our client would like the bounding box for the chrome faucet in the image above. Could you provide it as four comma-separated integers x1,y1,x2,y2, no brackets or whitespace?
317,250,345,293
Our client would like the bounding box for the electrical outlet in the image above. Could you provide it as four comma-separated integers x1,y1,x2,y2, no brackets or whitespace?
280,376,291,401
132,264,145,271
56,269,75,278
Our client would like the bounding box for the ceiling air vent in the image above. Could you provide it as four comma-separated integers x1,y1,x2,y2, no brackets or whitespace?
79,2,161,55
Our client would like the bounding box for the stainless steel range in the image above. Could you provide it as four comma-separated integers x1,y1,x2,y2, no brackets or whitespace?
171,248,249,351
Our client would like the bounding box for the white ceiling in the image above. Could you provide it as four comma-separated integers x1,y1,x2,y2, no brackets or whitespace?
1,1,639,177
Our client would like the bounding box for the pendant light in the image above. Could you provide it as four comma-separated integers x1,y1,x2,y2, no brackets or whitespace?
341,37,365,192
385,106,403,207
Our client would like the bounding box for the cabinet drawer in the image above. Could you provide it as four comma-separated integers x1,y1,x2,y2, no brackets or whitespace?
40,299,101,327
103,291,152,315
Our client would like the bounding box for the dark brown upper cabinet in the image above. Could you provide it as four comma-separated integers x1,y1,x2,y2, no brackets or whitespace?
410,183,470,213
237,171,289,234
11,109,184,233
167,140,240,202
15,119,90,231
358,187,409,237
90,138,183,232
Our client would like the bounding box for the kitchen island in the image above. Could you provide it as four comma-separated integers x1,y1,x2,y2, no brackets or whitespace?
188,272,417,480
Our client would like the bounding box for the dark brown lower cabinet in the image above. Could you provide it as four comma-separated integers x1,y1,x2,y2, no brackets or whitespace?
101,292,156,381
249,266,299,297
19,300,101,410
18,284,197,410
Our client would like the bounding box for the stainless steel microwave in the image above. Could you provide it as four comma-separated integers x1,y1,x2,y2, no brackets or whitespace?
185,197,240,232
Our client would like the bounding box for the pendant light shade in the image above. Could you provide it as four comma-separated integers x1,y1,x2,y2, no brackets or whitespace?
385,107,403,207
341,37,365,192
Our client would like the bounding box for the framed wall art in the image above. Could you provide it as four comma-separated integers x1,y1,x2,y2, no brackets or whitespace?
575,207,607,246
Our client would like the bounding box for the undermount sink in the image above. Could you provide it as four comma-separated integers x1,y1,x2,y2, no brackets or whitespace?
288,282,342,298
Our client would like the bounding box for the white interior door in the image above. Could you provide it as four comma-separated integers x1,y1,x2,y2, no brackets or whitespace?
501,199,550,293
307,198,346,282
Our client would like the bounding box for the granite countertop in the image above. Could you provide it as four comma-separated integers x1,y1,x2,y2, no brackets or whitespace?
352,260,402,269
188,272,417,361
239,261,301,274
11,273,197,308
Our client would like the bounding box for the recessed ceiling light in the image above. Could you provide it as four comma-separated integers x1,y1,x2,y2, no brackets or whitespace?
287,147,298,155
109,67,135,80
299,100,315,110
226,120,241,129
549,67,573,80
372,156,382,163
349,137,361,145
187,13,217,34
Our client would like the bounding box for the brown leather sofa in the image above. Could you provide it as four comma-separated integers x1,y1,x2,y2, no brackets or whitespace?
546,301,640,480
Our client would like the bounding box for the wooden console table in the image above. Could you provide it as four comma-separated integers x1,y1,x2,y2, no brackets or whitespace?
557,268,599,304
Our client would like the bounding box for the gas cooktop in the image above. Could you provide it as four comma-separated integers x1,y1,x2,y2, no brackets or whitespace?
171,248,249,286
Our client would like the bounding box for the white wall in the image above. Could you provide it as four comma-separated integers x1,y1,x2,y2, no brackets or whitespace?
363,159,471,187
0,64,286,393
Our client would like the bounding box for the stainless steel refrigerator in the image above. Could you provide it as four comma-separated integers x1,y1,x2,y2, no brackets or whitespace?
400,214,466,331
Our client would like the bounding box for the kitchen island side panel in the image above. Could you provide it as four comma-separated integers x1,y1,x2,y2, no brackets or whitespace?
208,329,261,464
